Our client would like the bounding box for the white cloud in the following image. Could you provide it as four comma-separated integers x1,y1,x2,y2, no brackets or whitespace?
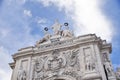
0,69,11,80
0,46,12,80
73,0,113,42
16,0,26,5
23,9,32,17
0,17,39,80
0,29,11,38
36,0,114,42
0,0,116,80
0,0,44,80
34,0,74,15
35,17,47,24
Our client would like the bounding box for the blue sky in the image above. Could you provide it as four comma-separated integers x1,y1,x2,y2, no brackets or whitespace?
0,0,120,80
102,0,120,67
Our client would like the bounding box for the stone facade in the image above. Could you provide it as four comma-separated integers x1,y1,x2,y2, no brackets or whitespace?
10,21,116,80
115,67,120,80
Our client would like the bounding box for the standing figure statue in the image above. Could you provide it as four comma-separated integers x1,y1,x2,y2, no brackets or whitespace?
105,61,113,76
52,20,62,35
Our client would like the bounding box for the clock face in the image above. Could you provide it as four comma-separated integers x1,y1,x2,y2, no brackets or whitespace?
44,27,48,31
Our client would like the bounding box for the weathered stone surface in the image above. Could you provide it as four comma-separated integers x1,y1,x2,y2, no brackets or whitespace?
10,21,116,80
116,67,120,80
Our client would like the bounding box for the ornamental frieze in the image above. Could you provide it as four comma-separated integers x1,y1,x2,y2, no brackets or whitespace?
32,49,81,80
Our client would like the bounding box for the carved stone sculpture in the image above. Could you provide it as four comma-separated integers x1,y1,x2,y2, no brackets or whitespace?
33,58,44,80
62,67,80,80
33,71,44,80
9,19,117,80
36,33,51,45
69,50,80,71
104,62,113,76
47,57,63,71
44,50,66,78
62,29,73,38
84,50,95,71
17,66,26,80
46,50,65,71
52,20,62,35
116,67,120,79
34,58,43,72
103,53,109,62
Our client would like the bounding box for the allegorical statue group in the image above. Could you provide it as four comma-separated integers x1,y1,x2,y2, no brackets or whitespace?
36,20,74,45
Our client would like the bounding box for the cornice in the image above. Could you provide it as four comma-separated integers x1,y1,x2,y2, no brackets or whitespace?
12,34,111,60
9,62,15,69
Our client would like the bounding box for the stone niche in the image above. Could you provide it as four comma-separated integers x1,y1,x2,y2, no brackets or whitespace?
10,21,116,80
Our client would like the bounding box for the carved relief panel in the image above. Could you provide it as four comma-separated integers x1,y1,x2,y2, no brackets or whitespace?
83,47,96,71
32,49,81,80
17,59,28,80
44,49,66,71
33,58,44,80
68,49,80,71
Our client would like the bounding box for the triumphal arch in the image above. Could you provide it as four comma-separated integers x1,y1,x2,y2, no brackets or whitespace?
9,21,117,80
